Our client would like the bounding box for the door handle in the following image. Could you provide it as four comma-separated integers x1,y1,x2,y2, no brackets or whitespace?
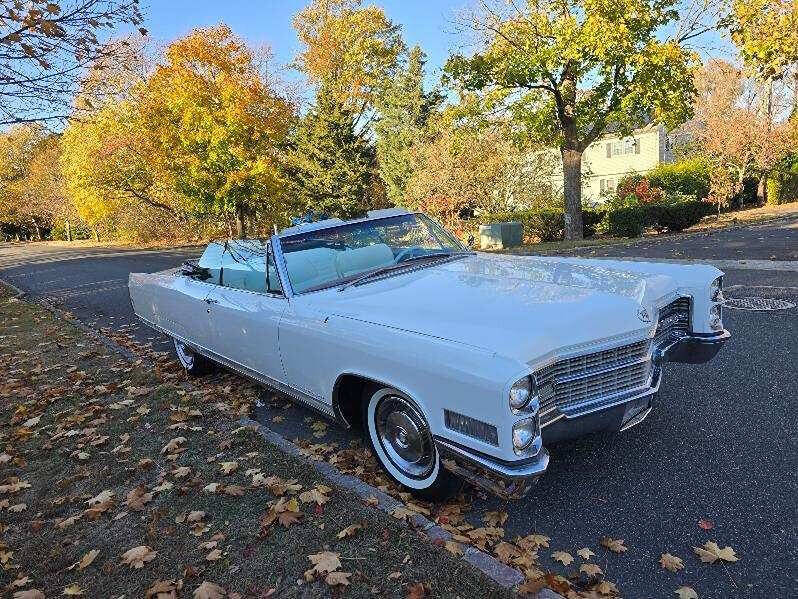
204,298,218,304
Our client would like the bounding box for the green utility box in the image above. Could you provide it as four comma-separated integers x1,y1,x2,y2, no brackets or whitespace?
479,222,523,250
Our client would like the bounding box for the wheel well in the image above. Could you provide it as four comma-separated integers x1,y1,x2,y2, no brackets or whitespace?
332,374,374,430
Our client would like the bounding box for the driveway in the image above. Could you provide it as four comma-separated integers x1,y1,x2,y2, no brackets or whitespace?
1,223,796,599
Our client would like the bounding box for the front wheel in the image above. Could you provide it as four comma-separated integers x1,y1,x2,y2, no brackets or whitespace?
173,338,215,376
362,386,461,502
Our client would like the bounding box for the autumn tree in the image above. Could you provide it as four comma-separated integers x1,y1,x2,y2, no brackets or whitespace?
374,46,442,206
291,0,403,217
0,0,145,125
689,59,796,211
139,24,295,237
444,0,698,239
730,0,797,83
0,124,69,239
293,0,404,119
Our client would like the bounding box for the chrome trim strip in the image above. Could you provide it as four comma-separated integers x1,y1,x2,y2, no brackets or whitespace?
270,234,294,299
619,406,653,432
134,313,336,420
435,438,550,480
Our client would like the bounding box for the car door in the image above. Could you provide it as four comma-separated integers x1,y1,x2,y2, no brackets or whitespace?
158,275,216,351
204,243,287,383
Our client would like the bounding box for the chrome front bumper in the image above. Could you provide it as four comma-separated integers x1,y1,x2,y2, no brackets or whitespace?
436,329,729,499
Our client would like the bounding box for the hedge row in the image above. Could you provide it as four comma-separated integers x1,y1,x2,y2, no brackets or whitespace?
604,200,715,238
483,200,713,241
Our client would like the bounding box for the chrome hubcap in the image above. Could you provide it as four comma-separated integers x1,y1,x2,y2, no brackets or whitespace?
174,340,194,369
375,395,434,479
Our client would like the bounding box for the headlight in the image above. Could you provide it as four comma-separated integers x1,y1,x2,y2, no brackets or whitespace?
710,277,723,302
509,376,538,411
512,418,538,452
709,304,723,330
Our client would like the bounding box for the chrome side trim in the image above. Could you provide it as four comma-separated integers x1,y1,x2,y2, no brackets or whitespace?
270,234,294,299
435,438,550,480
619,406,653,432
134,313,337,420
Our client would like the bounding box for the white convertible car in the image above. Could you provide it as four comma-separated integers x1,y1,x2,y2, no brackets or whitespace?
129,209,729,499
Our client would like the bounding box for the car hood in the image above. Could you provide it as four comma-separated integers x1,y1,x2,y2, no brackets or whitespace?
307,253,719,365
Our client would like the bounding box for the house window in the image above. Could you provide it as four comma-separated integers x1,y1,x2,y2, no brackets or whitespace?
624,138,636,154
613,141,623,156
600,179,605,192
600,178,617,193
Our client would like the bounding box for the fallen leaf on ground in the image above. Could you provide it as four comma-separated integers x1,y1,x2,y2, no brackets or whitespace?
63,584,84,595
517,533,550,550
698,519,714,530
146,579,178,598
675,586,698,599
337,523,363,538
14,592,45,599
600,536,628,553
580,563,602,576
161,437,186,454
206,549,222,561
444,540,463,555
324,571,351,586
79,549,100,570
552,550,574,566
219,461,238,475
299,486,330,506
86,490,113,506
577,547,595,560
660,552,685,572
120,545,157,569
126,486,153,510
693,541,738,563
406,582,429,598
483,510,508,527
194,581,226,599
307,551,341,575
187,511,206,523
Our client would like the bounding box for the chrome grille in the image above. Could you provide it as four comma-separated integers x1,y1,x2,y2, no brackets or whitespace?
537,297,692,420
537,338,652,417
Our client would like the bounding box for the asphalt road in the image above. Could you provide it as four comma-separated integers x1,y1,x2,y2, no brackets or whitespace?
1,223,796,599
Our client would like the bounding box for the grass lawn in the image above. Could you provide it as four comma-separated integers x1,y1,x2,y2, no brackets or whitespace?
0,285,515,599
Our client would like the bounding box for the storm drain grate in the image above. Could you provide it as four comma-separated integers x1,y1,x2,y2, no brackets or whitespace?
723,297,796,311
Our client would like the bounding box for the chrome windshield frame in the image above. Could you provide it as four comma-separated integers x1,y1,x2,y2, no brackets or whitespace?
271,212,469,298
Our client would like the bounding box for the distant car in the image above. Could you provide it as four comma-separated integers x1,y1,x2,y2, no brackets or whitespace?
129,209,729,500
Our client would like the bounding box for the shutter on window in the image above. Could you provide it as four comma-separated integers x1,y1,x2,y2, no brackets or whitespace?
606,143,611,158
634,138,640,154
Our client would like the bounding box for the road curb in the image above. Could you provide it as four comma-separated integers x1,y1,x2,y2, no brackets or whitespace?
0,277,25,298
237,416,533,593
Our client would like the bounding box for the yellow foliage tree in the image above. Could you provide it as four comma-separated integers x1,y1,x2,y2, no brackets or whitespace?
139,24,296,237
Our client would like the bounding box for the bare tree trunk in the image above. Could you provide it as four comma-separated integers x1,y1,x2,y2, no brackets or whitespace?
65,219,72,242
235,204,247,238
757,175,767,205
32,220,41,241
561,147,584,240
93,228,99,242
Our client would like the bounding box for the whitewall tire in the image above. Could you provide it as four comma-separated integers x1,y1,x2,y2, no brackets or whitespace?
173,338,214,376
362,385,460,501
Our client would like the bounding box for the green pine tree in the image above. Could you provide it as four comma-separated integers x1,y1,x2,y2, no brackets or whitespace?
375,46,442,206
288,87,376,219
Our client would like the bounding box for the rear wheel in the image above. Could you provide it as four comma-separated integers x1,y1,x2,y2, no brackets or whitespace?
173,338,214,376
362,385,460,502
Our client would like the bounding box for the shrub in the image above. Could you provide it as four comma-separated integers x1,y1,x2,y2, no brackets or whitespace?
582,208,604,238
648,158,711,200
656,200,714,232
605,206,646,237
617,175,664,204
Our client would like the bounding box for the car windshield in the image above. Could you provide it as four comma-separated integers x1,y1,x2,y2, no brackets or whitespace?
279,213,468,293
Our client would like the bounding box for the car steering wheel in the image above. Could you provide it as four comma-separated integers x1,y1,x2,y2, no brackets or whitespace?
394,246,427,263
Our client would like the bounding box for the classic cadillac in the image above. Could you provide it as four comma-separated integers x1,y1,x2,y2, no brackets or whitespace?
129,209,729,499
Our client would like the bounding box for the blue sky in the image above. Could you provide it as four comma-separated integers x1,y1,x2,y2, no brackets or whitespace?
140,1,735,93
141,0,471,87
